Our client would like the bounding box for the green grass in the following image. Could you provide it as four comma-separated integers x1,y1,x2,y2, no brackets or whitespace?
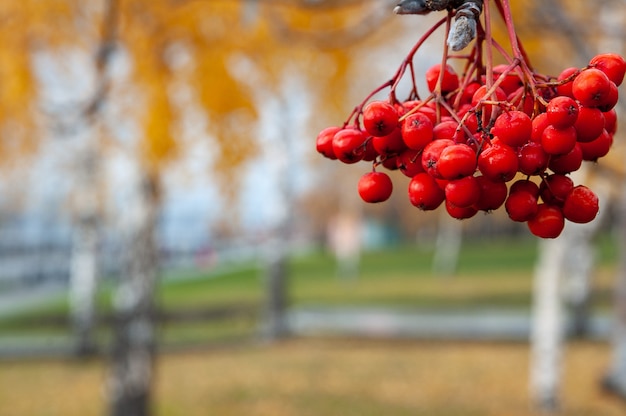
0,233,618,345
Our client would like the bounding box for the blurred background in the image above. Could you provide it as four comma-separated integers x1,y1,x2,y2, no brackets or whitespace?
1,1,626,415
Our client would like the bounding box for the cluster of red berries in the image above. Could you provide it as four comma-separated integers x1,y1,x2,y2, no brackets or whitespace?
316,52,624,238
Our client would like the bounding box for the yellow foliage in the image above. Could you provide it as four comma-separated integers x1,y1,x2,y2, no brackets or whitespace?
0,0,400,191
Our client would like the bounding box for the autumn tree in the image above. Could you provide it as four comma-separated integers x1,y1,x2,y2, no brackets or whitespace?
1,0,413,414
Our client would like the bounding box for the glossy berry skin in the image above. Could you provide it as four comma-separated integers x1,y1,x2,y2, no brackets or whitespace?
527,204,565,239
425,63,459,93
574,106,605,143
332,128,367,164
437,143,477,180
316,126,341,159
401,112,434,150
472,85,507,121
546,96,579,129
548,143,583,174
358,171,393,203
539,174,574,206
510,179,540,198
396,149,425,178
603,109,618,135
563,185,599,224
541,125,577,155
372,127,406,155
531,113,551,143
579,129,612,161
598,81,619,112
445,200,478,220
590,53,626,86
445,176,480,208
433,120,463,141
556,67,580,98
473,176,508,211
518,142,549,176
505,189,538,222
363,101,400,137
492,110,532,148
421,139,454,178
572,68,612,108
408,172,446,211
478,143,518,182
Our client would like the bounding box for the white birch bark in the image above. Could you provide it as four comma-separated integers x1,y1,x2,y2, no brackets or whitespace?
69,146,100,355
603,178,626,398
107,169,160,416
530,235,566,411
432,212,462,276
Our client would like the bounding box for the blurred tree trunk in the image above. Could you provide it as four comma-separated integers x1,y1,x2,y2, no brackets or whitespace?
69,145,100,356
603,178,626,399
432,213,462,276
107,170,160,416
262,96,293,341
69,0,118,357
530,236,566,412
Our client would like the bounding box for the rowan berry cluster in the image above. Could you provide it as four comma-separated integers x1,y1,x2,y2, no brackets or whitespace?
315,1,624,239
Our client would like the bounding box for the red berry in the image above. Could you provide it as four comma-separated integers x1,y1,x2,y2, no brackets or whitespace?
432,120,459,141
332,128,367,164
548,143,583,174
372,127,406,155
603,109,617,135
445,200,478,220
572,68,612,108
425,64,459,93
510,179,540,197
579,129,612,161
421,139,454,179
541,125,577,155
562,185,599,224
445,175,480,208
597,81,619,112
396,149,425,178
492,64,523,95
316,126,341,159
478,142,519,182
358,171,393,203
408,172,446,210
574,105,605,143
539,174,574,206
518,142,549,176
473,175,508,211
437,143,477,180
531,113,550,143
590,53,626,86
505,189,539,222
546,96,579,129
556,67,580,98
472,85,507,121
363,101,399,137
527,204,565,239
492,110,532,148
401,112,434,151
381,155,400,171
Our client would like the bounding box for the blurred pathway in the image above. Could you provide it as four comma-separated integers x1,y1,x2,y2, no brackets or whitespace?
0,282,66,317
287,306,612,341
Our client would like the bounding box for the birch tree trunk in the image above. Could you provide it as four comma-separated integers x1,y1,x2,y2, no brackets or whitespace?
603,178,626,399
107,170,160,416
69,146,100,355
432,212,462,276
262,97,293,341
529,171,609,410
69,0,118,357
530,236,566,412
